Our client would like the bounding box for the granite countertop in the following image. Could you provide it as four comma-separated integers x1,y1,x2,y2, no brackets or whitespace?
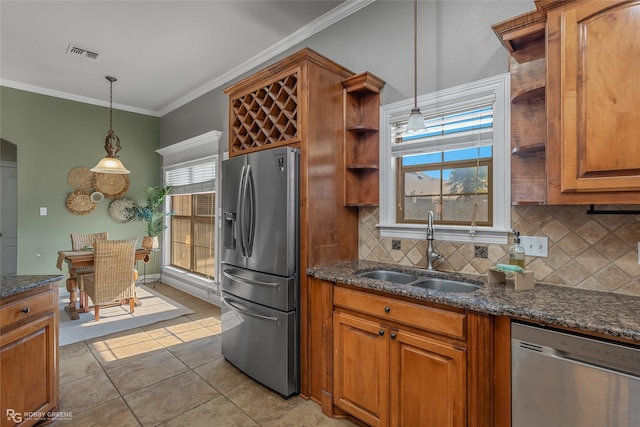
307,260,640,343
0,275,65,299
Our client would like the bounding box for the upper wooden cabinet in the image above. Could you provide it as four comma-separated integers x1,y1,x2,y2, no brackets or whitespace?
493,8,548,205
342,72,385,207
546,0,640,203
495,0,640,205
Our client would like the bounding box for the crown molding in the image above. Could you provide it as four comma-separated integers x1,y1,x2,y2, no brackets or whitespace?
0,79,160,117
156,0,376,116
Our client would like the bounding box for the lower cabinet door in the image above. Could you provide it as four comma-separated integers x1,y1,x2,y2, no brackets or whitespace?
389,330,467,427
333,311,389,427
1,314,58,427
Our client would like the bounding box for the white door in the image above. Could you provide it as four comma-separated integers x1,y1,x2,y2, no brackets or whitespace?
1,161,18,274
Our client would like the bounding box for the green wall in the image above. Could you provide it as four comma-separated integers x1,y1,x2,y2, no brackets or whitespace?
1,87,161,275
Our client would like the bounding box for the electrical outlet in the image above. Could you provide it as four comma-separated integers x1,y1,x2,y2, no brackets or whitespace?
520,236,548,257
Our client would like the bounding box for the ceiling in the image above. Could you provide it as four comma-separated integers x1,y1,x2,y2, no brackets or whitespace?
0,1,373,117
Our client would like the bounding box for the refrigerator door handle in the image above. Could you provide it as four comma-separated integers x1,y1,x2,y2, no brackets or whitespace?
237,165,248,257
222,296,279,323
223,270,279,288
245,165,256,257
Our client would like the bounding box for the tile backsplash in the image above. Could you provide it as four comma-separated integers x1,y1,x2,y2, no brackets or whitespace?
359,205,640,297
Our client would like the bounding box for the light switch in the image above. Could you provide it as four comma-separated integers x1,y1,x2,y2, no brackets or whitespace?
39,207,47,216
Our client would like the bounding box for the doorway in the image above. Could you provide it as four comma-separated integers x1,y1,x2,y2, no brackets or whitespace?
0,139,18,274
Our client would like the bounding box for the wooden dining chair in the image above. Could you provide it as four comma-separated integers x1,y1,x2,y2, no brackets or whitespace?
80,239,137,321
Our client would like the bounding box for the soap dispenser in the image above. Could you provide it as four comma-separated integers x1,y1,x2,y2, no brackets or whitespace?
509,231,526,269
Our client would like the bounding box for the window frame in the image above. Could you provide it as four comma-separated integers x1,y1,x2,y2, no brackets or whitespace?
396,154,493,226
379,74,511,245
156,130,221,302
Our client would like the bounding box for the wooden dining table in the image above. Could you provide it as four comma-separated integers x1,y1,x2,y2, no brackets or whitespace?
56,248,150,320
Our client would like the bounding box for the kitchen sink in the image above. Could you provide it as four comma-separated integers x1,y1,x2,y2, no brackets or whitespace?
356,269,480,293
411,278,480,293
356,270,418,284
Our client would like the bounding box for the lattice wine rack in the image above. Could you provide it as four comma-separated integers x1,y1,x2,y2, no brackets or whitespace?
229,73,299,155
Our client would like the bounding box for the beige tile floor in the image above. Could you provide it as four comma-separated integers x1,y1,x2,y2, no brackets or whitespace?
52,283,357,427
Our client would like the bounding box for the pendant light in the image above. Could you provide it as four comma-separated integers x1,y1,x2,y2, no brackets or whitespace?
90,76,131,174
406,0,426,133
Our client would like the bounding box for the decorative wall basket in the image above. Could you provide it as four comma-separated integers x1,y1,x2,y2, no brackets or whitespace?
142,236,159,250
67,167,94,191
108,197,135,223
92,173,129,199
66,190,96,215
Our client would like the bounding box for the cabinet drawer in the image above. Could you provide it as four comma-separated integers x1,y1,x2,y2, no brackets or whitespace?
0,290,55,328
334,286,465,339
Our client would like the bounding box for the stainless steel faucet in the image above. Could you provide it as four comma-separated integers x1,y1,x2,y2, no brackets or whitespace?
426,210,442,270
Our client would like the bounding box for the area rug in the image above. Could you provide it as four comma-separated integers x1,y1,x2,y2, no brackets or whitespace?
58,284,194,346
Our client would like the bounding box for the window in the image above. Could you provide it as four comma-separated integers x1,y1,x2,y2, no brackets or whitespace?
170,193,215,278
379,74,510,244
396,106,494,226
166,159,217,279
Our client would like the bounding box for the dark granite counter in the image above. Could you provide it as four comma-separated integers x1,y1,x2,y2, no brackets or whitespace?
307,260,640,343
1,275,64,299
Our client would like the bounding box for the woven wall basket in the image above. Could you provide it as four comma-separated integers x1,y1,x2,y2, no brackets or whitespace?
92,173,130,199
67,167,94,191
66,190,96,215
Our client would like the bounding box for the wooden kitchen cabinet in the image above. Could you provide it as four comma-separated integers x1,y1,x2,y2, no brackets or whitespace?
1,284,59,427
332,286,466,427
333,311,389,426
495,0,640,205
493,8,547,205
342,72,385,207
546,0,640,203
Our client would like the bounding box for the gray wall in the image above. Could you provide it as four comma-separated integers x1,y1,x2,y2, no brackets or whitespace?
159,0,535,147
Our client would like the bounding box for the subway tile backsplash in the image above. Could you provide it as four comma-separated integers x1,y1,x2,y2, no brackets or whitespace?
358,205,640,297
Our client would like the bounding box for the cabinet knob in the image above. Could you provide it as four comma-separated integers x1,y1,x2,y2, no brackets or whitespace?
384,306,391,313
390,333,397,340
378,330,385,336
21,307,30,314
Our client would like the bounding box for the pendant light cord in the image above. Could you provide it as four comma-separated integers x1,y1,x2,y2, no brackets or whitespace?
413,0,418,109
106,76,117,132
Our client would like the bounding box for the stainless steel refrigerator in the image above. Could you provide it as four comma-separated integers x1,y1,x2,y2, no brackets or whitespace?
220,146,299,398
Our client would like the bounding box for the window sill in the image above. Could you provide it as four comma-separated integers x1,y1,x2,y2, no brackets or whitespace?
161,266,220,306
377,223,510,245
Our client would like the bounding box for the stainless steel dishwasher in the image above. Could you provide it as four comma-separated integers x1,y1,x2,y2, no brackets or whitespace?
512,321,640,427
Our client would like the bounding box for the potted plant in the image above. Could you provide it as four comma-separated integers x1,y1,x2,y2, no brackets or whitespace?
126,185,173,249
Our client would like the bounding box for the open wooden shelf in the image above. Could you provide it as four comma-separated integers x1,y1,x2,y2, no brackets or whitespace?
342,72,385,207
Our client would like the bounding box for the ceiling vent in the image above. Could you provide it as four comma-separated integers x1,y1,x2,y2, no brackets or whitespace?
66,44,100,61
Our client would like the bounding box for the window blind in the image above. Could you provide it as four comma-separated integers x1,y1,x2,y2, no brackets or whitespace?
166,161,216,195
391,104,494,157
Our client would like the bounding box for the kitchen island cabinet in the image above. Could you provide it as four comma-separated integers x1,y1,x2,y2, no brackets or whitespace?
1,275,62,427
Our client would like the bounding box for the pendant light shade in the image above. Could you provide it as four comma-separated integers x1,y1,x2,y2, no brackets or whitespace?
91,76,131,174
407,0,426,133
